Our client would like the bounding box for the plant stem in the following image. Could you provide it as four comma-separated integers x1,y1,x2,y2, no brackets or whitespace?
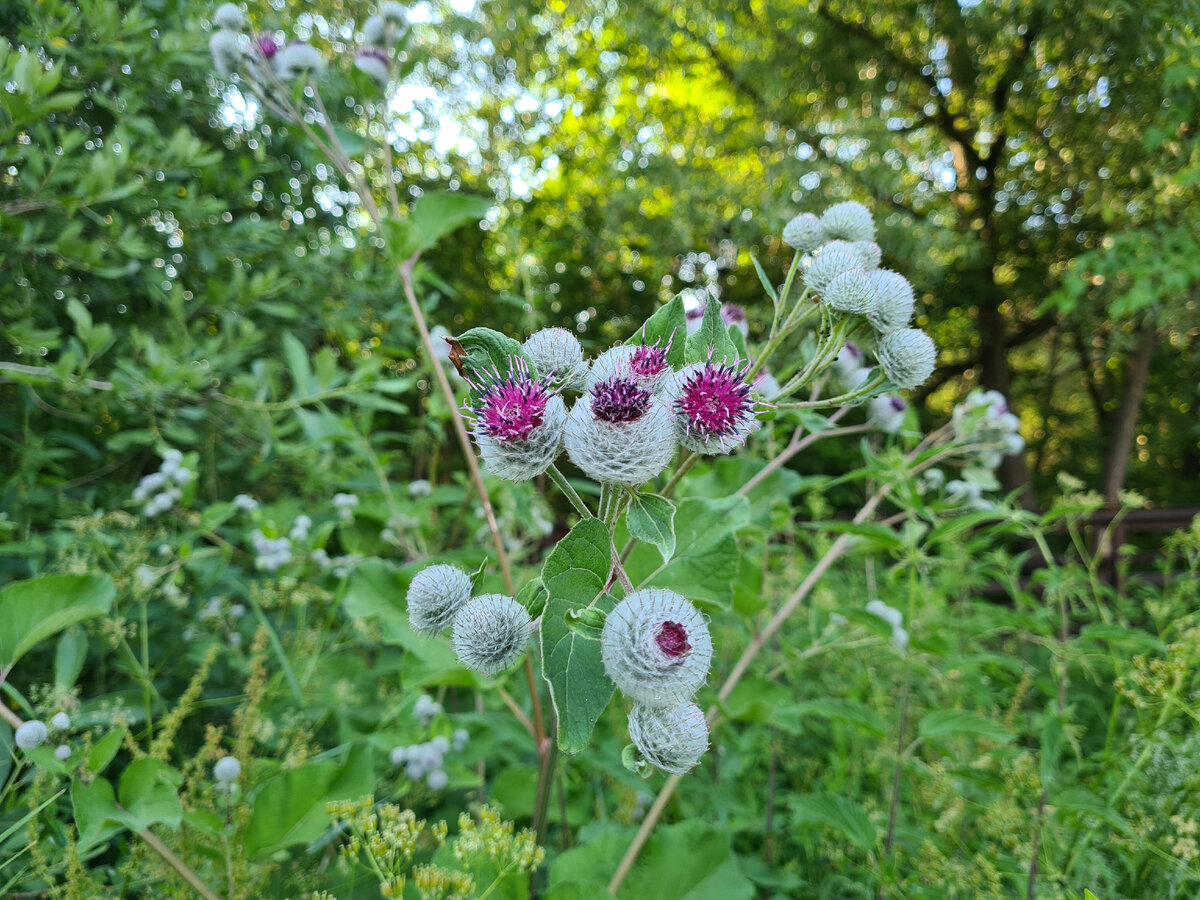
546,464,592,519
532,736,560,842
660,452,699,499
136,827,223,900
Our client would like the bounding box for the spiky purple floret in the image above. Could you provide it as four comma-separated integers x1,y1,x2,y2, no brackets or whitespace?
630,343,669,380
256,33,279,58
674,361,756,443
591,376,652,423
656,621,691,659
720,303,746,326
467,364,551,443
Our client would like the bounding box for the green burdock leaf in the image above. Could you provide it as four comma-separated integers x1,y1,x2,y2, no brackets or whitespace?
790,793,877,850
637,295,687,368
388,191,492,259
540,518,617,754
448,326,535,384
685,296,737,365
917,709,1013,744
0,574,115,671
626,491,677,563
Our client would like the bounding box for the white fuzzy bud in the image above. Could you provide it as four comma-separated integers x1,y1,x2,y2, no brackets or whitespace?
55,744,72,761
865,270,915,334
877,329,937,390
354,49,390,87
15,720,47,751
452,594,533,675
214,756,242,782
804,247,862,296
209,30,242,78
50,712,71,731
362,15,386,44
601,589,712,706
524,327,589,390
426,769,449,790
407,564,473,635
821,200,876,242
782,212,827,252
380,1,407,26
869,394,907,434
823,269,876,315
275,42,325,79
563,394,676,488
628,701,709,776
476,393,567,482
214,3,244,31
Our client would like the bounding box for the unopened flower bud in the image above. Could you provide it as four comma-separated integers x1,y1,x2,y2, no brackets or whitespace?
783,212,827,253
50,712,71,731
865,270,915,334
213,3,244,31
15,720,47,751
877,329,937,390
407,564,473,635
524,327,589,390
214,756,241,782
804,247,862,296
452,594,533,675
601,589,712,705
821,200,876,242
354,48,390,86
275,41,325,79
869,394,907,434
628,701,709,775
55,744,72,761
563,381,676,487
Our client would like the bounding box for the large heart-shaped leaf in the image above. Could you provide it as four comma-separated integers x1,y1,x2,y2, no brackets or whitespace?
0,574,115,671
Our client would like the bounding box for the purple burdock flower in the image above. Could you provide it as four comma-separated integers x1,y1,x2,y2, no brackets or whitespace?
354,47,390,86
465,361,566,481
591,376,651,424
720,303,749,338
601,589,712,705
587,338,673,393
256,32,279,59
630,342,669,381
671,360,763,455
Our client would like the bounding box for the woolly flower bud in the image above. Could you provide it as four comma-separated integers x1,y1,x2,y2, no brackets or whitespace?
823,269,876,315
866,599,904,629
55,744,72,761
523,327,589,390
877,329,937,390
628,701,709,776
380,1,407,25
426,769,449,790
563,385,676,487
362,14,387,45
601,589,712,706
452,594,533,675
783,212,827,252
804,247,861,296
275,42,325,79
865,270,915,334
210,30,242,78
467,364,567,482
821,200,876,242
354,48,390,86
50,712,71,731
869,394,907,434
671,361,762,455
843,240,883,270
407,564,472,635
214,3,244,31
15,720,47,751
919,467,946,492
214,756,242,782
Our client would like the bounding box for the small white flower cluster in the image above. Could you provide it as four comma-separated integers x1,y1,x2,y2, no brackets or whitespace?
311,548,362,577
601,589,713,775
783,202,937,390
406,565,533,676
133,449,194,517
289,514,312,542
15,712,72,760
233,493,259,512
250,528,292,572
408,479,433,498
214,755,241,788
414,693,443,725
332,492,359,522
389,730,469,791
952,389,1026,469
866,599,909,650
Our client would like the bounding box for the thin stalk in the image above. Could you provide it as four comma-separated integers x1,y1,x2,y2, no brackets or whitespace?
136,828,223,900
547,464,593,519
139,599,153,734
532,737,560,842
660,452,700,499
598,483,613,527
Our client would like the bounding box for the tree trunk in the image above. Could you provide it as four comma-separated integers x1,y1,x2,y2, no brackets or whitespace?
1101,323,1158,504
978,302,1037,508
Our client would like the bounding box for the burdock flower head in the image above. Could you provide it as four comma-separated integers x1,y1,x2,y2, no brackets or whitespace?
407,564,473,635
783,212,827,253
601,588,713,706
876,328,937,390
354,47,390,86
465,360,567,482
452,594,533,675
865,270,916,334
587,339,673,394
564,375,676,487
671,359,763,455
821,200,876,242
803,246,863,297
274,41,325,79
523,327,589,390
627,701,709,775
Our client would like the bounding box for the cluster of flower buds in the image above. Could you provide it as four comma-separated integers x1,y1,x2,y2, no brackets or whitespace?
601,589,713,775
14,712,73,760
333,492,359,522
133,449,194,517
406,565,533,676
465,329,768,489
952,390,1025,469
250,528,292,572
866,599,909,650
389,729,469,791
784,202,937,391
